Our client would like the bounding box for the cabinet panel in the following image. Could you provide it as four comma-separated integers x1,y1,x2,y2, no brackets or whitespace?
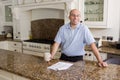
1,1,13,26
0,41,8,50
84,51,107,61
82,0,108,28
8,41,22,48
8,47,22,52
93,52,107,61
84,0,104,22
5,5,12,22
8,41,22,53
83,51,94,61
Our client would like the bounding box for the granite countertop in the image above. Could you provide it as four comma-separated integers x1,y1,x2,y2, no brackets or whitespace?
0,39,120,55
0,39,22,42
99,47,120,55
85,46,120,55
0,49,120,80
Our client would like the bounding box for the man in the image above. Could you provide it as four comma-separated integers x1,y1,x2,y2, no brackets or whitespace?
50,9,108,67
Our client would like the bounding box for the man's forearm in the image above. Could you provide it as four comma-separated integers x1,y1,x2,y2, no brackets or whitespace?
50,42,60,58
90,43,103,63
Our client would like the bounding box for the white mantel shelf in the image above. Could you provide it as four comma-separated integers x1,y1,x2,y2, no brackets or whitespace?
14,0,73,7
12,0,77,11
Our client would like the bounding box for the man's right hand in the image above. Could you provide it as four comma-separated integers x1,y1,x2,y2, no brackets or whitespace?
50,54,54,60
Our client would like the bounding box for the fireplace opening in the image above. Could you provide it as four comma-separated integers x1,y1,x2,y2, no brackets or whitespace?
31,18,64,41
30,8,64,41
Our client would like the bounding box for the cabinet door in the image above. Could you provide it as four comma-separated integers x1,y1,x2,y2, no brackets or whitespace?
8,41,22,53
83,51,94,61
13,11,31,40
83,0,108,28
93,52,107,61
13,19,21,40
2,1,13,26
0,41,8,50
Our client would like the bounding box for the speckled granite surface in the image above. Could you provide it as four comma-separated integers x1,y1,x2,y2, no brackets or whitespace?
99,47,120,55
85,46,120,55
0,49,120,80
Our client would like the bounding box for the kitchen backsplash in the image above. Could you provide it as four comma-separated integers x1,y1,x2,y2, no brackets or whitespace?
31,19,64,40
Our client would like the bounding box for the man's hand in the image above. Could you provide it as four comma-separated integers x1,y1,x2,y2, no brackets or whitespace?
50,54,54,60
98,62,108,67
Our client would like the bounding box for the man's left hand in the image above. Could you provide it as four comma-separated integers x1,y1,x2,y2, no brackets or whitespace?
98,62,108,67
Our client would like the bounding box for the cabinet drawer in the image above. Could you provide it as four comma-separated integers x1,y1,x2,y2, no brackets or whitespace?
8,47,22,53
8,41,22,48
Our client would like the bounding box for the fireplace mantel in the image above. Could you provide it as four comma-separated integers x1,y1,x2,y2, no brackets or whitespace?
12,0,81,40
14,0,72,6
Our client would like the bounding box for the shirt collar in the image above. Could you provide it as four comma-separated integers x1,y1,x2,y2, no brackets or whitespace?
66,22,81,29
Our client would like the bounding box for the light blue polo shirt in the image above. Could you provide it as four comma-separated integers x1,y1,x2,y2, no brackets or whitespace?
54,22,95,56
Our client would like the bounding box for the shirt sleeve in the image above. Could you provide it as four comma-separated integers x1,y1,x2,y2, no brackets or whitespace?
84,26,95,45
54,27,62,44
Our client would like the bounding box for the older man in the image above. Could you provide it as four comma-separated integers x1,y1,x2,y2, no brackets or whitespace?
50,9,108,67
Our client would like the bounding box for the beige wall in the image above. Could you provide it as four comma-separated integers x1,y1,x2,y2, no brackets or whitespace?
31,8,64,20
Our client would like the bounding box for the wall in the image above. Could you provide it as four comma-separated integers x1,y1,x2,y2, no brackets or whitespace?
89,0,120,41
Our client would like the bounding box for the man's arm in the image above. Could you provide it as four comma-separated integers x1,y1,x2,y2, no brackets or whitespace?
50,42,60,59
90,43,108,67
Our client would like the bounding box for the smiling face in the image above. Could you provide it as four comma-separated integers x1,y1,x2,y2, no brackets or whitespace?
69,9,81,26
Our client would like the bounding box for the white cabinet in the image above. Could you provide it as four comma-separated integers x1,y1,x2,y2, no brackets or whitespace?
93,52,107,61
0,41,22,53
80,0,108,28
84,51,107,61
1,1,13,26
83,51,94,61
8,41,22,53
13,11,31,40
0,41,8,50
0,70,30,80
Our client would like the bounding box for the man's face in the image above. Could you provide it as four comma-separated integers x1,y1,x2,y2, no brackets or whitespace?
69,10,81,25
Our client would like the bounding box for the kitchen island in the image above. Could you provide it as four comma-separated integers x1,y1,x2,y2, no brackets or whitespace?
0,49,120,80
